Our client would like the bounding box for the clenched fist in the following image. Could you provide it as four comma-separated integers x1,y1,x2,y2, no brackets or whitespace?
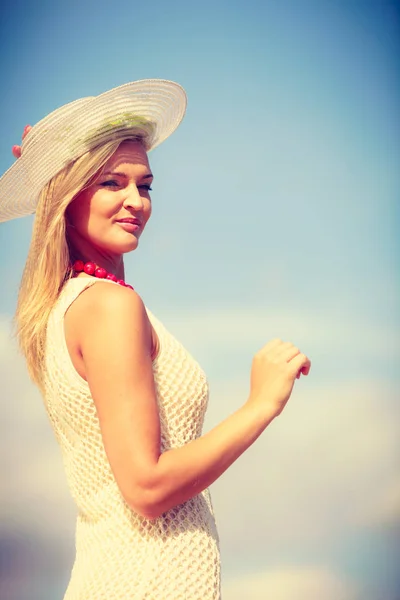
249,339,311,418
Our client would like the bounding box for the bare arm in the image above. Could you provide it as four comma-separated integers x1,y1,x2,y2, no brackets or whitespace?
77,283,310,520
145,402,274,517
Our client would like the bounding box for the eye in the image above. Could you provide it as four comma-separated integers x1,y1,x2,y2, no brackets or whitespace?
100,180,119,187
139,184,153,192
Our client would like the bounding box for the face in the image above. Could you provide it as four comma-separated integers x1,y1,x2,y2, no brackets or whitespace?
66,141,153,261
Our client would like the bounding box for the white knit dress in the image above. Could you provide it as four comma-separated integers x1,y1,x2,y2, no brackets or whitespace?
43,277,221,599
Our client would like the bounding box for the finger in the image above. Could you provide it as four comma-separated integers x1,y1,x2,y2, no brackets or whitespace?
296,363,311,379
275,343,300,363
259,338,283,354
301,362,311,376
22,125,32,141
288,353,311,379
12,145,22,158
12,125,32,158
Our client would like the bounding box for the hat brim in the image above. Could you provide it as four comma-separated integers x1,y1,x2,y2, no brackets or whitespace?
0,79,187,222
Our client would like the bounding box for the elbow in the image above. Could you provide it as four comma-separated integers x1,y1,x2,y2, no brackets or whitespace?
125,482,166,521
131,495,163,521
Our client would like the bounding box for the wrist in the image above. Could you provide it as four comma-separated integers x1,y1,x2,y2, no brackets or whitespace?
243,397,277,430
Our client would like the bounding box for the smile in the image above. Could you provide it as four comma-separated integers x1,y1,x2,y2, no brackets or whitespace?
116,221,140,233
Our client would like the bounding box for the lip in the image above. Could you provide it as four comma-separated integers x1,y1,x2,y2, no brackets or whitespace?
116,218,141,225
116,221,140,233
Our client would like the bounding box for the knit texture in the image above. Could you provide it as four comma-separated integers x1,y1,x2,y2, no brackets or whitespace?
43,277,221,599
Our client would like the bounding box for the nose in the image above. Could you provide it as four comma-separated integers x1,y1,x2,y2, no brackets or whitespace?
123,184,144,210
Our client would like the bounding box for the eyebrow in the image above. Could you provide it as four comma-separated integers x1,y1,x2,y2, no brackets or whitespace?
103,170,153,179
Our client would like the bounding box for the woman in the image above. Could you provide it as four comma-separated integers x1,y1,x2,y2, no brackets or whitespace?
1,79,311,599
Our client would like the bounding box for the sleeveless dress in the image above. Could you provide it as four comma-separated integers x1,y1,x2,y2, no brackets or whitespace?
42,277,221,599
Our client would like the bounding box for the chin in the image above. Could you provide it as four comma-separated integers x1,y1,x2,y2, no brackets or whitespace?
116,239,139,254
95,238,138,255
96,230,142,255
123,235,141,253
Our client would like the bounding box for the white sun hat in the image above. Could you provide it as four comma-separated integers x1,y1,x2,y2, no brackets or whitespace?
0,79,187,223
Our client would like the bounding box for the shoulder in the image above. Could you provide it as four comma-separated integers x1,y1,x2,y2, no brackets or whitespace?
67,280,152,348
77,279,145,315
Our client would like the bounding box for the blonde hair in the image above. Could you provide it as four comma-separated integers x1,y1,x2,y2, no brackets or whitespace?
15,130,148,391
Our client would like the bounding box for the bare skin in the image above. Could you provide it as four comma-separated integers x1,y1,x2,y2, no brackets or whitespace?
15,127,311,520
64,141,158,365
12,124,32,157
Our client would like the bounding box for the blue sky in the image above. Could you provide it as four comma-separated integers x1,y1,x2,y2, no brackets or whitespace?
0,1,399,599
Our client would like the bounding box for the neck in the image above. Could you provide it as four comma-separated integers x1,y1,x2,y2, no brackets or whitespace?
69,241,125,279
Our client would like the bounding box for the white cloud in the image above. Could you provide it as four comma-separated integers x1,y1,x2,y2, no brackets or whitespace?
207,376,399,556
0,316,76,542
355,475,400,527
149,307,400,553
0,310,398,577
158,306,399,372
0,315,14,360
223,566,359,600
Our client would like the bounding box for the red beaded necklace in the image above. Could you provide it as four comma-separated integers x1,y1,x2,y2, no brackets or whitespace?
72,260,134,290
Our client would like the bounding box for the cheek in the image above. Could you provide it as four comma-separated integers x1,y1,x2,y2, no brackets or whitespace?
67,189,118,233
67,190,92,228
146,203,152,222
144,198,152,222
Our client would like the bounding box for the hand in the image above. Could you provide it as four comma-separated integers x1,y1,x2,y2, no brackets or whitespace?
12,125,32,158
248,338,311,418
